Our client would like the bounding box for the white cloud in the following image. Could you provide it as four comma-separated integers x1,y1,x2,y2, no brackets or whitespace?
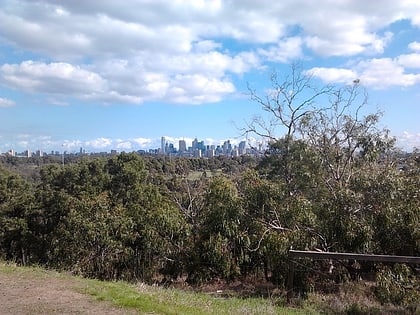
63,140,83,150
17,134,31,139
356,58,420,89
258,37,303,63
0,61,105,95
167,74,235,104
193,40,222,53
409,41,420,52
397,53,420,69
85,137,113,149
2,0,419,60
304,31,393,57
0,97,15,107
308,57,420,89
132,137,152,148
367,32,394,55
17,140,29,148
306,68,357,85
0,52,258,105
396,131,420,151
116,140,132,150
0,0,420,106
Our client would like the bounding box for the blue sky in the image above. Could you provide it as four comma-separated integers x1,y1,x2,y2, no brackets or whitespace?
0,0,419,153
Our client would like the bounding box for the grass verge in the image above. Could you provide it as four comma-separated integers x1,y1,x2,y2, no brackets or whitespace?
0,262,318,315
82,279,318,315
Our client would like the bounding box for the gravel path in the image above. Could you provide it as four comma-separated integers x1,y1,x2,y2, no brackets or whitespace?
0,268,138,315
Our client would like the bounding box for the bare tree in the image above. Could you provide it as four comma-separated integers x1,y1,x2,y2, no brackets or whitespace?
244,64,333,145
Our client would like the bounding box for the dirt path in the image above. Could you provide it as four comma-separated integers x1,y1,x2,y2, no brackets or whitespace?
0,268,138,315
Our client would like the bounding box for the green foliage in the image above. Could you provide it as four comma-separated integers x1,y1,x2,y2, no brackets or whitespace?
375,264,420,309
0,167,37,264
258,138,322,197
53,193,136,280
188,176,249,283
344,304,381,315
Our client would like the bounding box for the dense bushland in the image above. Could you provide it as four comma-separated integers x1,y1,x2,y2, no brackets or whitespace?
1,147,418,283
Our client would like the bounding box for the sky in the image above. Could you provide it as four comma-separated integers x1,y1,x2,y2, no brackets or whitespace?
0,0,419,154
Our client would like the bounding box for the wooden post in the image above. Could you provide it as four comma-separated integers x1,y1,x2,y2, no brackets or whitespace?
286,258,295,303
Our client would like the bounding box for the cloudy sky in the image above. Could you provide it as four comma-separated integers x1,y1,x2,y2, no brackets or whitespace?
1,0,419,153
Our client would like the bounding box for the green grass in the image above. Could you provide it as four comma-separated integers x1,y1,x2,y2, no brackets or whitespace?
81,279,318,315
0,261,64,278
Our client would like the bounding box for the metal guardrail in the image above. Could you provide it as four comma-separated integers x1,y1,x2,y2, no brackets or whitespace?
286,250,420,301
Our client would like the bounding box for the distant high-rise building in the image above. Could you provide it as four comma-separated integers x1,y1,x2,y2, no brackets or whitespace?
192,138,198,150
207,147,215,157
239,141,246,155
161,136,166,154
179,139,187,153
223,140,232,155
198,141,205,152
168,143,175,153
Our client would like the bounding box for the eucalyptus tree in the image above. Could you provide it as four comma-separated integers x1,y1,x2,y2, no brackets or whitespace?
0,167,36,265
187,176,248,283
245,65,397,256
369,151,420,256
299,82,395,192
106,152,189,281
53,192,135,280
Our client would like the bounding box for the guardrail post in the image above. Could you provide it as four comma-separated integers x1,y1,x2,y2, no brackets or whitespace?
286,258,295,303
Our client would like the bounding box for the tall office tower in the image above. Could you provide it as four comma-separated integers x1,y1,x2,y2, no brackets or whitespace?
223,140,231,155
238,141,246,155
207,148,215,158
161,136,166,154
192,138,198,150
198,141,205,153
179,139,187,153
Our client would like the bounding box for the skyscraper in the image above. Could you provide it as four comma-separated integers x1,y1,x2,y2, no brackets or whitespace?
161,136,166,154
239,141,246,155
192,138,198,150
179,139,187,153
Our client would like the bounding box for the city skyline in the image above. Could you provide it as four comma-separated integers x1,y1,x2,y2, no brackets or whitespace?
1,1,420,153
2,136,253,158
